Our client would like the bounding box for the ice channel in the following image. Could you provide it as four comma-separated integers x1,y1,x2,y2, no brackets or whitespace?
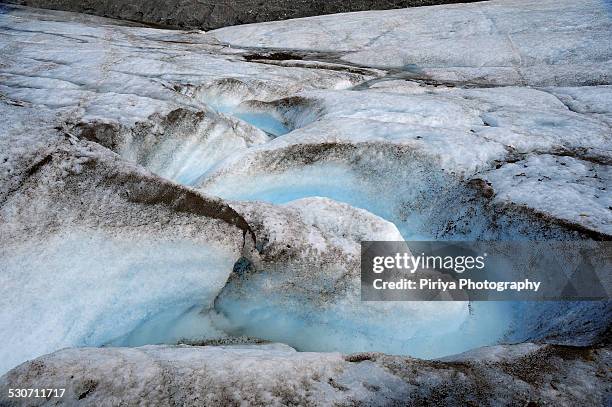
77,91,602,366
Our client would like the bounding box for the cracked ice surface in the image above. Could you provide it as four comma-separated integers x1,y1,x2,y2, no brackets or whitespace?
199,85,611,238
0,0,611,384
211,0,612,86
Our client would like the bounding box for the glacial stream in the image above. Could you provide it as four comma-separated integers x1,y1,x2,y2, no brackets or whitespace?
99,94,531,360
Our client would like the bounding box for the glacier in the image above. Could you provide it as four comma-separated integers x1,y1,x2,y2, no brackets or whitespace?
0,0,611,404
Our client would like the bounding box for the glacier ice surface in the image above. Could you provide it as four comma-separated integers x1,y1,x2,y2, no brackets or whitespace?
0,231,237,373
0,0,610,378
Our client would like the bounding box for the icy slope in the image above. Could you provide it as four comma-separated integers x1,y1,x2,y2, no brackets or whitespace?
211,0,612,87
216,198,507,358
3,102,454,371
0,0,610,395
200,0,612,239
3,1,609,239
199,86,612,239
0,104,251,373
1,343,610,406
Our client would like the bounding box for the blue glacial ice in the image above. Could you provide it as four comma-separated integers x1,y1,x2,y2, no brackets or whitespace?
232,111,291,137
0,231,237,373
213,273,515,359
1,0,610,378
